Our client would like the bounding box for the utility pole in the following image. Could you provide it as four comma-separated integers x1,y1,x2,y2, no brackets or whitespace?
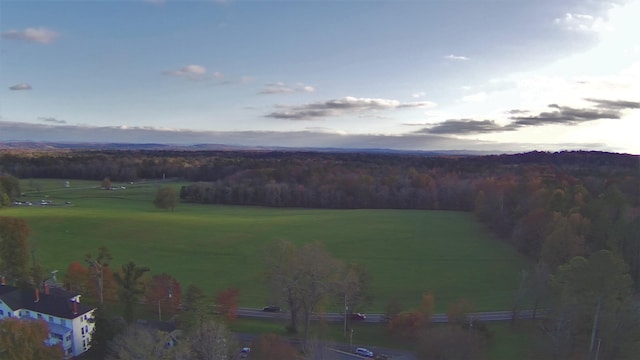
589,296,602,360
343,292,348,337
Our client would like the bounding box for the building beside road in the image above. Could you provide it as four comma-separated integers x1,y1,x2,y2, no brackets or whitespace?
0,280,96,358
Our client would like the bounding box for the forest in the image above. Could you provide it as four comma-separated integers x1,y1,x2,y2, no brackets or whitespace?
1,149,638,284
1,148,639,359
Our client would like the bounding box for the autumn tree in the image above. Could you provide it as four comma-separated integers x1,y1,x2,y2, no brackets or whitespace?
547,250,639,359
154,186,178,211
341,262,372,316
101,177,112,189
215,287,240,323
188,319,237,360
180,285,215,331
114,261,150,323
85,246,113,305
0,217,31,285
145,273,181,321
0,175,20,207
416,326,487,360
106,323,172,360
263,240,343,348
447,298,475,326
64,261,89,293
0,318,64,360
263,240,300,333
250,333,300,360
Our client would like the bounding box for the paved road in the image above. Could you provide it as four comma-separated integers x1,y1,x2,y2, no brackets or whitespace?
237,307,544,323
234,308,544,359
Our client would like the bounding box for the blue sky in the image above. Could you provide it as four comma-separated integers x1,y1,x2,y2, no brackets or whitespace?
2,0,639,154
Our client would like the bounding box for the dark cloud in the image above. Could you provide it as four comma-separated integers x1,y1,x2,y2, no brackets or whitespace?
420,119,515,135
510,104,620,126
266,97,435,120
585,98,640,110
9,83,32,91
38,117,66,124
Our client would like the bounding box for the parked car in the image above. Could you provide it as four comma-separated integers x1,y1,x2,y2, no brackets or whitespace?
262,306,281,312
350,312,366,320
354,347,374,357
240,347,251,358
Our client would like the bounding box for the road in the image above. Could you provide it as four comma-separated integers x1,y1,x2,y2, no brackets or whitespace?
237,307,543,323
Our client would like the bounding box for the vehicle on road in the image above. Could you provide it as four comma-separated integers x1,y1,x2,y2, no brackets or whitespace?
350,312,366,320
354,347,374,357
240,347,251,358
262,306,280,312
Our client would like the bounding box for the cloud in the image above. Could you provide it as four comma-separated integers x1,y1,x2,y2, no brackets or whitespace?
1,27,59,44
421,119,514,135
9,83,32,91
0,120,624,153
38,117,66,124
554,12,613,33
585,98,640,110
412,92,426,99
462,92,487,103
163,64,208,80
266,97,436,120
0,120,501,152
259,82,315,95
143,0,165,4
510,104,621,126
444,54,469,61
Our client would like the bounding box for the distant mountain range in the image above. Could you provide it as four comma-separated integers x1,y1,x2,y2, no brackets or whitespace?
0,141,503,156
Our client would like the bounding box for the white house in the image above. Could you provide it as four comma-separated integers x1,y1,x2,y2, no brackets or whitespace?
0,281,96,358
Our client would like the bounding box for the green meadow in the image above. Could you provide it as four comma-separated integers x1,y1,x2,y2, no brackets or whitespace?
5,179,531,312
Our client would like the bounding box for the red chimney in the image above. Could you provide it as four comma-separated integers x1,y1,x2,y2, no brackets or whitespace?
44,284,50,295
72,301,78,315
1,276,5,286
34,288,40,303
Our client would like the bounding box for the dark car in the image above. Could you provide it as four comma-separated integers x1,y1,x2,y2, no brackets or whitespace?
262,306,281,312
350,312,366,320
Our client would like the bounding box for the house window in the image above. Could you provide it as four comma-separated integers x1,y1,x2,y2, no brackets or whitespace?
25,311,30,317
67,348,73,354
81,327,84,335
37,313,43,319
66,334,71,342
0,309,4,316
60,318,66,326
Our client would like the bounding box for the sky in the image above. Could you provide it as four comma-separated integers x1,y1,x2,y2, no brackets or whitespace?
1,0,639,154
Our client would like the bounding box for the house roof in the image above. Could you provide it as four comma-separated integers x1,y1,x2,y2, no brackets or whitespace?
0,285,94,319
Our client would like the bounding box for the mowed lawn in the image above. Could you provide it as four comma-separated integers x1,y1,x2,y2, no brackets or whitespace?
5,179,532,312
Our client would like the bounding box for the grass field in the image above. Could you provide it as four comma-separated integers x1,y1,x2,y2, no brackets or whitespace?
4,178,532,312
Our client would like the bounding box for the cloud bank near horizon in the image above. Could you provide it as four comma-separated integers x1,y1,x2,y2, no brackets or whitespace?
0,120,619,154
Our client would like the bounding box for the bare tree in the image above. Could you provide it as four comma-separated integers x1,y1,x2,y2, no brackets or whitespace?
263,240,301,334
106,324,170,360
85,246,113,305
263,240,343,349
296,243,343,349
188,319,236,360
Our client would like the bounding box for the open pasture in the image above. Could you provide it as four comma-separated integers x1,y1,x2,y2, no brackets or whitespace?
6,179,531,312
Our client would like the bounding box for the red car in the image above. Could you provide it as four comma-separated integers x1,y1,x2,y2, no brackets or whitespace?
350,312,366,321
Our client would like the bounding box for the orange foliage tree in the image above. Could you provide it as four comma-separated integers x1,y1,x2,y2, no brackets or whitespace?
64,261,89,293
215,287,240,322
144,272,181,320
0,318,64,359
250,333,299,360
